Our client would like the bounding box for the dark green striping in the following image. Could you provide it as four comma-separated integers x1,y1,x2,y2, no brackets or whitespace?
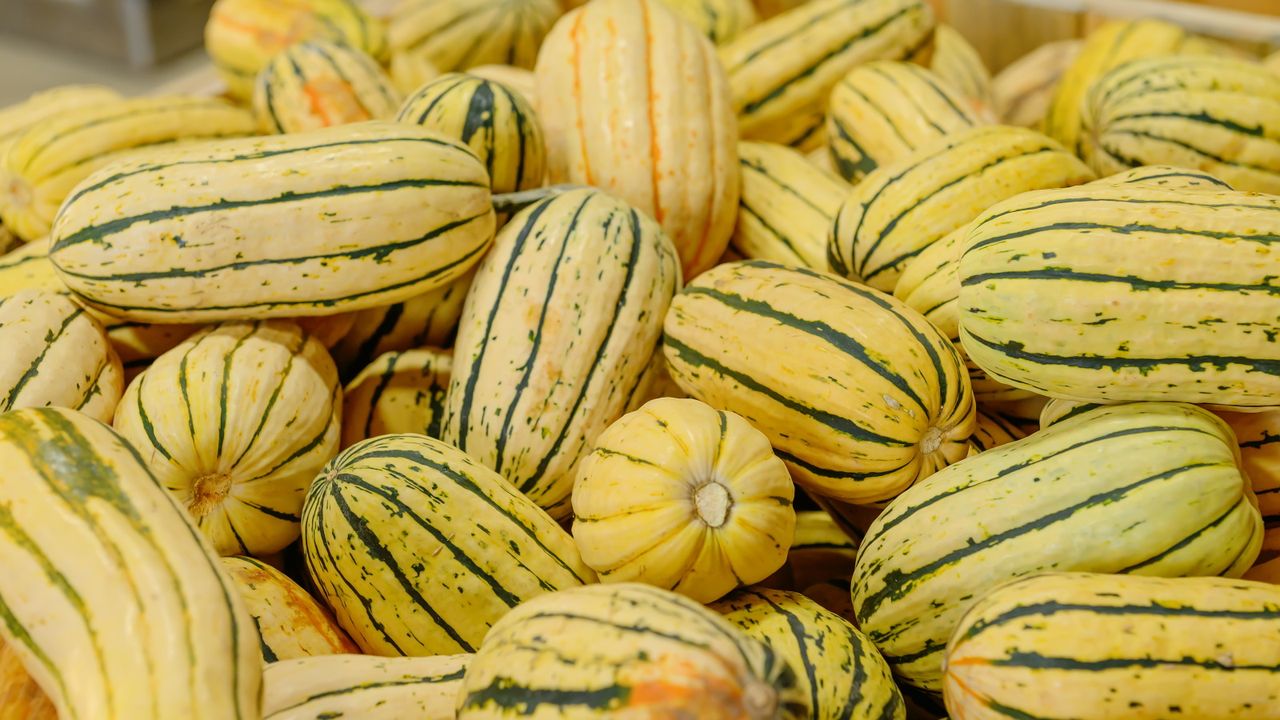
786,112,826,149
239,499,300,523
1105,128,1280,175
260,59,287,134
0,250,48,271
252,615,279,663
962,267,1280,295
740,154,833,217
227,335,303,470
978,698,1054,720
902,63,975,127
1108,108,1268,139
738,194,808,264
747,592,822,715
991,650,1280,672
841,74,919,147
281,668,467,711
2,305,85,411
593,446,664,468
461,679,629,713
493,81,533,191
1118,169,1232,189
132,372,174,462
618,583,753,654
401,76,470,125
361,352,403,439
304,42,376,115
1045,402,1101,426
967,218,1280,258
343,302,404,380
829,111,880,187
461,81,496,146
217,322,259,458
1240,431,1280,450
73,355,110,410
239,415,334,484
1116,500,1251,573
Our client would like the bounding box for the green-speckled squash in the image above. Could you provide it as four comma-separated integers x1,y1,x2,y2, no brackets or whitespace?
253,40,401,133
389,0,562,73
264,654,469,720
341,348,451,448
221,555,358,662
733,141,849,269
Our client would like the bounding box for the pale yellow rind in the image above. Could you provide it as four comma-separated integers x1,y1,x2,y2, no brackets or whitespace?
991,38,1081,128
341,348,451,448
659,0,758,44
253,40,402,134
733,140,848,269
264,653,469,720
389,0,562,72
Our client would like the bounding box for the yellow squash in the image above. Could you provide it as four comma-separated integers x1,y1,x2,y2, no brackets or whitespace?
253,40,401,133
468,64,537,106
388,0,562,73
341,348,451,448
929,25,993,115
991,39,1081,127
733,141,848,269
968,406,1029,453
660,0,758,43
221,555,358,662
264,654,470,720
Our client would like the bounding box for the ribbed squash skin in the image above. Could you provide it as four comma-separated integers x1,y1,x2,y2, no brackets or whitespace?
114,321,342,556
929,25,992,113
957,177,1280,409
992,38,1080,127
389,0,561,73
944,573,1280,720
1081,55,1280,195
572,397,796,603
712,588,904,720
253,40,401,134
302,434,595,656
660,0,758,43
0,85,121,148
967,407,1028,452
0,407,261,720
663,260,974,505
341,348,451,448
830,124,1094,292
468,64,537,106
852,402,1263,691
734,141,848,269
397,73,546,195
0,290,122,422
50,121,495,323
221,556,357,662
205,0,388,100
720,0,934,147
0,638,56,720
444,188,680,518
0,96,256,242
456,582,810,719
536,0,739,278
827,60,982,183
264,654,470,720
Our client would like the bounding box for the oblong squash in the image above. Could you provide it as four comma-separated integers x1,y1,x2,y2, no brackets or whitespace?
388,0,562,73
929,25,993,114
992,38,1080,127
733,140,849,269
0,85,121,149
660,0,758,44
444,188,680,518
663,260,974,505
301,433,596,656
0,290,122,422
830,124,1094,292
263,654,469,720
113,321,342,556
852,402,1263,691
944,573,1280,720
221,555,358,662
536,0,739,278
50,121,495,323
572,397,796,603
456,582,810,719
253,40,401,133
341,348,451,448
712,588,904,720
0,407,261,720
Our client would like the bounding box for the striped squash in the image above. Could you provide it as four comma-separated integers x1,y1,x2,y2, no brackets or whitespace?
712,588,905,720
0,96,256,242
388,0,562,73
389,49,442,96
967,406,1029,453
1081,55,1280,195
852,402,1263,690
929,25,993,114
0,638,56,720
0,290,122,422
660,0,758,43
572,397,796,603
992,38,1081,127
536,0,739,278
980,396,1045,435
50,121,495,323
0,85,121,150
827,60,983,183
0,407,261,720
958,177,1280,409
944,573,1280,720
302,433,595,655
341,348,451,448
457,582,810,719
663,260,975,505
468,64,537,107
396,73,546,196
830,124,1095,292
205,0,388,100
113,321,342,557
263,654,469,720
444,188,680,518
253,40,401,134
221,556,357,663
0,239,60,297
734,141,848,270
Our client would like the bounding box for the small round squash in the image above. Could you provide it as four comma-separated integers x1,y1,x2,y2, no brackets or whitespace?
221,556,358,662
340,348,451,448
571,397,796,603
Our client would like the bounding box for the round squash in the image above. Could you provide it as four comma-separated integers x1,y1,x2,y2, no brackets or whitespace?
253,40,401,133
389,0,562,73
341,348,451,448
221,555,358,662
113,320,341,557
572,397,796,603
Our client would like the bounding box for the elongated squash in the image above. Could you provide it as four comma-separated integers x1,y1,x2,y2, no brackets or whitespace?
114,321,342,556
991,39,1080,127
206,0,388,100
536,0,739,278
0,85,121,149
663,260,974,505
389,0,562,73
958,177,1280,409
0,638,56,720
254,40,401,134
852,402,1263,691
457,582,810,719
830,124,1094,292
0,96,257,242
341,348,451,448
444,188,680,518
302,433,595,655
929,25,992,114
827,60,983,183
733,141,848,269
0,290,122,422
712,588,904,720
264,654,469,720
944,573,1280,720
0,407,261,720
660,0,758,43
51,121,495,323
1081,55,1280,195
572,397,796,603
720,0,934,146
221,555,357,662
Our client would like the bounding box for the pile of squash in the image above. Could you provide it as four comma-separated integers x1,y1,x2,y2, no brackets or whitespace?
0,0,1278,718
